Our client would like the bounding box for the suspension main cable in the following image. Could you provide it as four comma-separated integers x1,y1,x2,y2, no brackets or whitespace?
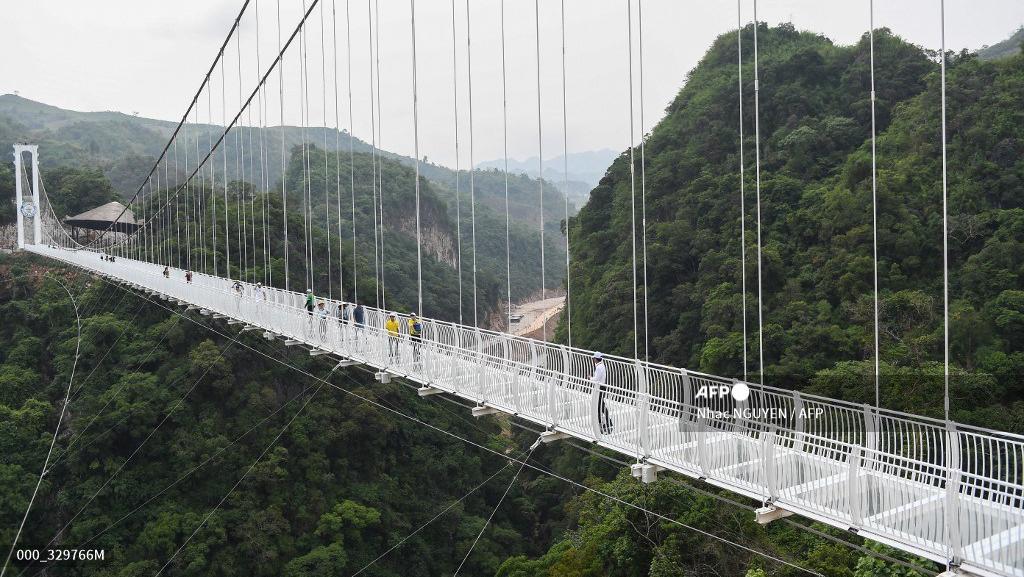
89,1,254,247
123,0,322,285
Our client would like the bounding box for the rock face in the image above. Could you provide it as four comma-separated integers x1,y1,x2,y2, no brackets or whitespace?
397,215,457,268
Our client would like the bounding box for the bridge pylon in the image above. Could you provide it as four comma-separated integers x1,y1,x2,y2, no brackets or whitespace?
12,144,41,249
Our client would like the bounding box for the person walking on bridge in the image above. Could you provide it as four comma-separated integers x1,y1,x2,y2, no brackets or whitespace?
337,301,350,342
386,313,401,361
305,289,316,315
185,270,193,284
353,302,366,345
316,300,329,341
408,313,423,363
592,352,613,434
163,266,170,279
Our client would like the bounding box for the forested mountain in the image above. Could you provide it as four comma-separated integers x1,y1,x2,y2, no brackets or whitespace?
560,23,1024,431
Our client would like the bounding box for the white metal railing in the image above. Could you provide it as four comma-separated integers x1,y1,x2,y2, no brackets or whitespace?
28,244,1024,577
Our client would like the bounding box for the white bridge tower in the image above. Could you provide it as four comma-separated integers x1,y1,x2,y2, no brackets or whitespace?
13,144,41,249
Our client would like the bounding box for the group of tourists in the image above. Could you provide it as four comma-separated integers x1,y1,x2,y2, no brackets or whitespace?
384,312,422,362
195,278,614,433
304,289,367,343
157,264,193,284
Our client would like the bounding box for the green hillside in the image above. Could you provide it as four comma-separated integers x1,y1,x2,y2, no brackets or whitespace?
561,23,1024,429
0,93,575,250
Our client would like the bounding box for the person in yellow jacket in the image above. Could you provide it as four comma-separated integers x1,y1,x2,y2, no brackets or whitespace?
385,313,401,360
407,313,423,363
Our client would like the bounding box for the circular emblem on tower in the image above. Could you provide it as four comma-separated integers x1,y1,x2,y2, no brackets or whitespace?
20,202,37,218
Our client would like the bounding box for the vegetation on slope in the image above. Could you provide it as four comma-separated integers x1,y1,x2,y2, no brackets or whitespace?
560,23,1024,429
0,259,557,577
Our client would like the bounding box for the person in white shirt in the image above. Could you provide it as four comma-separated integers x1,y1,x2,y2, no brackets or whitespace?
592,352,613,434
254,282,266,301
315,300,329,340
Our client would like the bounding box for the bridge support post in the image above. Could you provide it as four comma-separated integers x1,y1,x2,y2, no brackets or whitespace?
944,421,963,567
847,445,864,528
754,504,794,525
471,404,500,418
539,429,570,444
636,361,650,459
630,462,664,484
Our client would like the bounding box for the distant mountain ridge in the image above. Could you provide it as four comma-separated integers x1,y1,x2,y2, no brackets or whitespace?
978,26,1023,61
477,148,617,206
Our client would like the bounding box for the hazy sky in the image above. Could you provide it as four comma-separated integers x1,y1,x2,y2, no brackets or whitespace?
3,0,1022,169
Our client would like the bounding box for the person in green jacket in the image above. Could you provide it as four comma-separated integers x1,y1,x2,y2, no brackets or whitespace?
305,289,315,315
